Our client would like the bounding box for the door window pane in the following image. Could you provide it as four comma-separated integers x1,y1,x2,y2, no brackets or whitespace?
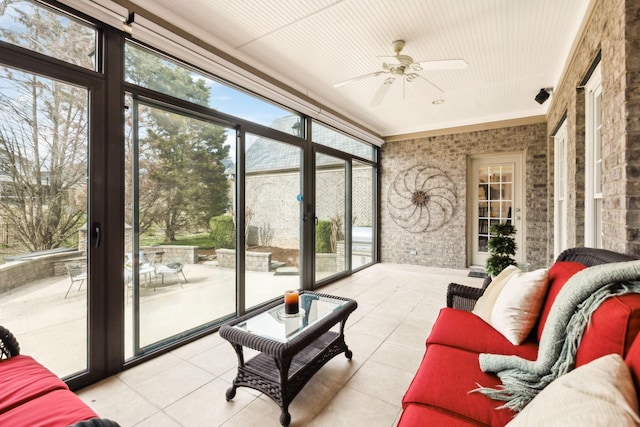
125,97,235,355
245,134,301,309
478,165,513,252
0,67,89,377
352,160,374,268
0,0,98,70
315,153,347,281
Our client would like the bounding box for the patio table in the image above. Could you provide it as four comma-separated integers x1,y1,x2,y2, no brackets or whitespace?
219,291,357,426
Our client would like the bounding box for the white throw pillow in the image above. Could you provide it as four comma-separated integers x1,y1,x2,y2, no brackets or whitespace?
473,265,521,322
490,267,549,345
507,354,640,426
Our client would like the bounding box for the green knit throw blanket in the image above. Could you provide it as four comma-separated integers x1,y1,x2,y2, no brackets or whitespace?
474,260,640,412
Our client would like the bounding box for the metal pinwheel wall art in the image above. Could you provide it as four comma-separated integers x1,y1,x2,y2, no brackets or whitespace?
387,165,458,233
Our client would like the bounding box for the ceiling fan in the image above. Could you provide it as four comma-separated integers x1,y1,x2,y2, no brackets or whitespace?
334,40,468,107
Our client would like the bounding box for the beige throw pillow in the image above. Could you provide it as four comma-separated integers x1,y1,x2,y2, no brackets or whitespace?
472,265,521,322
490,267,549,345
507,354,640,426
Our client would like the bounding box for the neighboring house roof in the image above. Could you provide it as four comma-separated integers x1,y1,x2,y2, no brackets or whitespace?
242,115,371,173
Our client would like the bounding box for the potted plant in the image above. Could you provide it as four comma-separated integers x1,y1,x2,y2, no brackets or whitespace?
485,222,517,277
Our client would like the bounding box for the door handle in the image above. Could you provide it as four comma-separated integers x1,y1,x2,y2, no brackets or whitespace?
303,216,319,225
93,222,101,248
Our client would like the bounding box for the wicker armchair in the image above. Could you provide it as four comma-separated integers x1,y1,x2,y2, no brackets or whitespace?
446,247,639,311
0,325,20,359
446,276,492,311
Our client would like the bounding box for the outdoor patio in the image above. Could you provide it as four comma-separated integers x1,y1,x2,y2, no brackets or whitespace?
0,260,304,378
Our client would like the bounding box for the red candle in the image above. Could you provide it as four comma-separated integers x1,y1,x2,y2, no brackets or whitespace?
284,290,299,314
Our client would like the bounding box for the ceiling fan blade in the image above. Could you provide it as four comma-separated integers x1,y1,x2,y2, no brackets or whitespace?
334,71,385,88
418,59,468,71
370,78,394,107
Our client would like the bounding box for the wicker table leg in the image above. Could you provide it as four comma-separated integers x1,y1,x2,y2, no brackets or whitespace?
279,409,291,426
277,357,292,426
226,343,244,401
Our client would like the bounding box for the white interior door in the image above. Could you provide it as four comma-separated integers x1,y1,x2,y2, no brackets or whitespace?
469,153,525,268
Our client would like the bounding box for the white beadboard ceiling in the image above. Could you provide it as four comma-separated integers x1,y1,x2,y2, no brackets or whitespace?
125,0,592,139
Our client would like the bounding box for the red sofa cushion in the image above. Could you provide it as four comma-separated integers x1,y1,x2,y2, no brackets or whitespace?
426,308,538,359
0,355,69,414
575,293,640,367
398,403,486,426
402,344,516,427
0,388,98,427
624,331,640,410
535,261,587,341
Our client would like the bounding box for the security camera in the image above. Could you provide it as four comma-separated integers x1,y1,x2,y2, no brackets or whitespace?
535,88,552,104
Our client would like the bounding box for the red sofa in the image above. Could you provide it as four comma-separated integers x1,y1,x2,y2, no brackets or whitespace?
399,248,640,426
0,326,120,427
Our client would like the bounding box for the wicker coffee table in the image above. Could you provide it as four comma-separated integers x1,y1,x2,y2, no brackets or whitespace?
219,291,358,426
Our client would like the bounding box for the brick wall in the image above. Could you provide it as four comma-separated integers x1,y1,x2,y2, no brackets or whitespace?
546,0,640,257
381,123,547,269
245,165,373,250
624,1,640,255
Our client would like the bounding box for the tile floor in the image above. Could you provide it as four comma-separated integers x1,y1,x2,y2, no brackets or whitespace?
77,263,484,427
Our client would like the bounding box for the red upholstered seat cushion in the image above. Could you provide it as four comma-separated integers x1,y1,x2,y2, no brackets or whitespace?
575,293,640,367
535,261,587,341
0,355,69,414
0,388,98,427
426,308,538,358
398,403,487,426
402,344,516,427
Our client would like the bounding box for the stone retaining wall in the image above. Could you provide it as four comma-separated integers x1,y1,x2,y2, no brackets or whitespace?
215,248,272,271
315,253,337,272
144,245,198,264
0,250,84,292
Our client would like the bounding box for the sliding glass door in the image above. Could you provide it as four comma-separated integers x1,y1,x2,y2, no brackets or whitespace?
0,0,109,384
245,134,302,309
124,98,236,356
315,152,348,282
0,66,91,378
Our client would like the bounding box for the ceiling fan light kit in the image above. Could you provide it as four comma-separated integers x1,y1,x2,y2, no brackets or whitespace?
334,39,468,107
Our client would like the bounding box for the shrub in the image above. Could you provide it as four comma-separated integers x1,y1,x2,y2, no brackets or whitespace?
485,222,517,277
209,215,235,249
316,220,333,253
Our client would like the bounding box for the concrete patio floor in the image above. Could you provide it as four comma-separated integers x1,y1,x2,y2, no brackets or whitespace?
0,261,311,377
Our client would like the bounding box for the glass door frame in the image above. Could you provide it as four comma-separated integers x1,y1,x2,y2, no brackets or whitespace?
0,28,116,389
468,152,525,268
308,144,354,289
236,122,307,315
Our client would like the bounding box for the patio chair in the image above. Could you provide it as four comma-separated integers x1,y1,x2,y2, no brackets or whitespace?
65,263,87,298
125,252,156,286
154,262,187,290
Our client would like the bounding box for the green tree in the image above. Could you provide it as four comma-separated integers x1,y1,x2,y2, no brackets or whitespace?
124,44,230,241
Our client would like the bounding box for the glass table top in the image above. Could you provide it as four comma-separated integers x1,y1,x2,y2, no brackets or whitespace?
233,293,348,343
